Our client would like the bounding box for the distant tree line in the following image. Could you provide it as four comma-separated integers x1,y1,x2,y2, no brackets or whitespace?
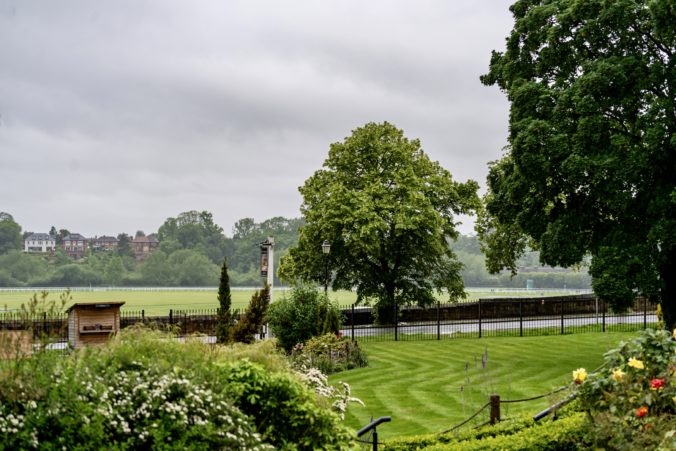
0,211,590,289
0,211,303,287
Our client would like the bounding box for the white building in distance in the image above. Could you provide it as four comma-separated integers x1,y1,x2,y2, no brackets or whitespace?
24,233,56,252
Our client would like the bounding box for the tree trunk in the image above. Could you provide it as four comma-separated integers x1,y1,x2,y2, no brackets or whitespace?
660,248,676,331
375,282,398,325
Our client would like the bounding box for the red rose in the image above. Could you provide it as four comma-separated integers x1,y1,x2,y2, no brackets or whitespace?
650,378,665,390
636,406,649,418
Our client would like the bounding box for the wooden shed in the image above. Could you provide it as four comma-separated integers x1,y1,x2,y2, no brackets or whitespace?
67,302,125,349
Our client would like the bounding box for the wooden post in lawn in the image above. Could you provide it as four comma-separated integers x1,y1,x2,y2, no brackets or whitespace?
478,300,482,338
490,395,500,424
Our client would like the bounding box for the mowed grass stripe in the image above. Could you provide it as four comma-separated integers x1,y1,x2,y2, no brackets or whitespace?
330,332,638,439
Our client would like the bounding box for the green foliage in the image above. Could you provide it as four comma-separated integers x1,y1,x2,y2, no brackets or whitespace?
479,0,676,327
291,333,368,374
384,413,587,450
0,212,22,255
116,233,135,259
216,257,233,343
576,328,676,448
219,359,354,450
267,284,342,352
0,327,354,450
280,122,480,323
156,210,231,264
232,284,270,344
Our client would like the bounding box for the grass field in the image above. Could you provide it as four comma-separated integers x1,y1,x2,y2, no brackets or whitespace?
0,288,591,316
329,331,636,439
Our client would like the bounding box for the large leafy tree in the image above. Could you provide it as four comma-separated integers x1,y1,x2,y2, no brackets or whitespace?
157,210,231,264
280,122,480,323
0,212,22,255
479,1,676,325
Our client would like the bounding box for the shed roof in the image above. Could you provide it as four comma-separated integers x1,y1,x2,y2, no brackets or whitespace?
66,302,125,313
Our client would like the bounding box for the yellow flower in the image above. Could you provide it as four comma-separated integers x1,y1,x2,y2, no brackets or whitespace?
673,395,676,404
673,329,676,340
611,368,625,382
573,368,587,384
628,358,644,370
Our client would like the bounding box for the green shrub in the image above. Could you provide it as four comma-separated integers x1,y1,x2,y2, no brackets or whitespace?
291,333,368,374
0,326,355,450
267,284,342,352
219,359,355,450
233,284,270,343
383,413,587,450
575,328,676,449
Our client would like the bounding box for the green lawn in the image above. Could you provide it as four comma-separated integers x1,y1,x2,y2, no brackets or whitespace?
330,331,636,439
0,288,590,316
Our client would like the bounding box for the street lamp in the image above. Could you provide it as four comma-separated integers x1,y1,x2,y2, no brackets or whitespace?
322,240,331,294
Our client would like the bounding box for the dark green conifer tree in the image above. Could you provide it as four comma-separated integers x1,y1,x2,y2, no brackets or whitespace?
232,284,270,344
215,257,232,344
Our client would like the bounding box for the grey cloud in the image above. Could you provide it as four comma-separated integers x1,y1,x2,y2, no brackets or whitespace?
0,0,513,237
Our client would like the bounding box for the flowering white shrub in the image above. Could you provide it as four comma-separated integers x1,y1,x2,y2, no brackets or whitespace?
0,327,355,450
296,365,364,419
0,361,269,450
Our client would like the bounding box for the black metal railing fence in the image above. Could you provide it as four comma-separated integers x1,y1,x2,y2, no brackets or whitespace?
0,295,658,347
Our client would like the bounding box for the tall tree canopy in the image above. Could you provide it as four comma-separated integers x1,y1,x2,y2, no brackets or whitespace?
156,210,231,264
280,122,480,322
0,212,22,255
479,1,676,325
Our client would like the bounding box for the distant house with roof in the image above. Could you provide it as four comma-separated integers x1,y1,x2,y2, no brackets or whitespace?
24,233,56,252
91,235,119,252
62,233,88,259
131,234,159,260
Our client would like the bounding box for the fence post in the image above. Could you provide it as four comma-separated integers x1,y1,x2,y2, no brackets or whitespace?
394,301,398,342
490,395,500,425
43,312,47,337
560,298,564,335
437,301,441,340
478,300,482,339
169,309,173,325
142,309,145,322
644,297,647,329
351,304,355,342
602,300,606,332
519,300,523,337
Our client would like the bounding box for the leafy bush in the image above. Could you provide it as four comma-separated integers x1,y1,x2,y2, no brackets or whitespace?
0,326,355,450
267,284,342,352
232,284,270,343
384,412,586,450
291,333,368,374
575,328,676,449
219,359,355,449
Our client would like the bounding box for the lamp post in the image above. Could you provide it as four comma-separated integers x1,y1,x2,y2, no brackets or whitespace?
322,240,331,294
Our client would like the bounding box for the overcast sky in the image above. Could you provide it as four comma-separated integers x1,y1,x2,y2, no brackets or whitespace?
0,0,514,238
